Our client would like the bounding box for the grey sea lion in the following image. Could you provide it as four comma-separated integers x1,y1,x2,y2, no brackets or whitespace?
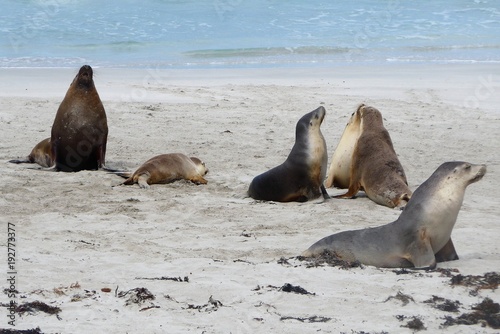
332,105,412,208
115,153,208,189
302,162,486,269
248,106,329,202
51,65,108,172
9,137,54,168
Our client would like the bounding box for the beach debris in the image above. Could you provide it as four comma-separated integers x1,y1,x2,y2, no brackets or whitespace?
449,272,500,295
117,287,155,306
423,295,461,312
16,301,61,316
185,295,223,313
296,250,364,269
280,315,330,323
101,288,112,293
279,283,315,296
0,328,44,334
442,297,500,329
384,291,415,306
135,276,189,283
52,282,81,296
396,315,426,331
70,289,98,302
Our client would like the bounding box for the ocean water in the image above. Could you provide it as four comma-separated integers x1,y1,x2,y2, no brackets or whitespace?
1,0,499,68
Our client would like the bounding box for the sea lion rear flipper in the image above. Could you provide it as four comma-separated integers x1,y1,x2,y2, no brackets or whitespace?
320,185,330,200
9,158,30,164
333,182,360,199
434,238,459,263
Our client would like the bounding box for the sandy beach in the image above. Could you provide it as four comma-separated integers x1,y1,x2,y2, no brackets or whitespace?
1,64,499,333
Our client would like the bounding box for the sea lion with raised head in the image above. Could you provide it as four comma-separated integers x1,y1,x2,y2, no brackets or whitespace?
302,161,487,269
51,65,108,172
333,105,411,208
115,153,208,189
325,108,362,189
248,106,329,202
9,137,54,168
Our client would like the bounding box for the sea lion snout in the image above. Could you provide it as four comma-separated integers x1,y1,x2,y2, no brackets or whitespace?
470,164,487,183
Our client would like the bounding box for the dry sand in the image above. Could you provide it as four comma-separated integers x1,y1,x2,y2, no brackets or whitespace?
0,64,499,333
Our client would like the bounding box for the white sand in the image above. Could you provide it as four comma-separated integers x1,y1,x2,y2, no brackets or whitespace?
0,64,499,333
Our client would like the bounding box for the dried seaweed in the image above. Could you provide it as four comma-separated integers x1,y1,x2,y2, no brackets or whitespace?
0,328,43,334
423,295,461,312
396,315,426,331
279,283,315,296
296,250,363,269
442,297,500,329
135,276,189,283
16,301,61,315
280,315,330,323
117,287,155,306
186,296,223,313
384,291,415,306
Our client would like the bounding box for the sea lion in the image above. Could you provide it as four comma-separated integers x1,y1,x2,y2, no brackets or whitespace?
248,106,330,202
325,108,362,189
302,161,487,269
9,137,54,168
115,153,208,189
51,65,108,172
333,105,412,208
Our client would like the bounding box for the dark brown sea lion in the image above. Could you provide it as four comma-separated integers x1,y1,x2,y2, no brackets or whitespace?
51,65,108,172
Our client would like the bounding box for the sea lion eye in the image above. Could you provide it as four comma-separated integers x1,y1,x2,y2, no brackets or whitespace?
465,164,471,170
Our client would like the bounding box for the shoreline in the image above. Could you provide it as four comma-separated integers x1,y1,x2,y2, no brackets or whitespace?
1,63,499,114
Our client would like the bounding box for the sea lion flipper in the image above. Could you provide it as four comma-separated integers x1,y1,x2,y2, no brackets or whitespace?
435,238,459,263
408,230,437,269
190,176,208,185
320,185,330,200
9,159,29,164
333,183,360,199
137,175,151,189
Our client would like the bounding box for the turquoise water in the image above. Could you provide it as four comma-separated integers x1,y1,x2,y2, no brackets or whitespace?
1,0,499,68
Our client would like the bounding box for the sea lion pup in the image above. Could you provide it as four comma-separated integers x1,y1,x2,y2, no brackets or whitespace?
51,65,108,172
325,107,362,189
248,106,329,202
333,105,412,208
116,153,208,189
9,138,54,168
302,162,487,269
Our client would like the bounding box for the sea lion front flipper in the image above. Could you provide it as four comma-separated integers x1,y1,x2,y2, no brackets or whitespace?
137,175,151,189
434,238,459,263
407,229,437,269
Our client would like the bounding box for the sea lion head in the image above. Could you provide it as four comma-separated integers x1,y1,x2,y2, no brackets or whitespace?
190,157,209,175
73,65,94,89
296,106,326,138
359,105,384,126
438,161,486,188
